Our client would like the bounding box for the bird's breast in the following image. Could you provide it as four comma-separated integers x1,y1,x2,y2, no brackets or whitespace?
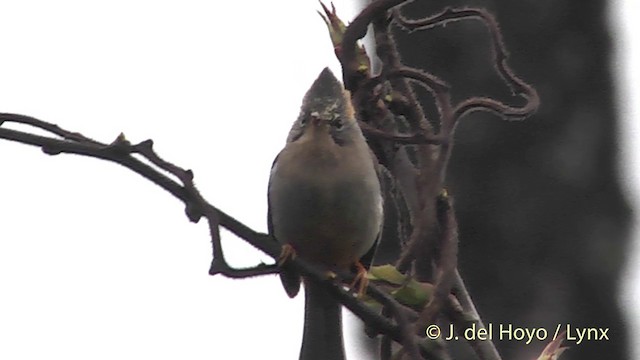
270,148,382,269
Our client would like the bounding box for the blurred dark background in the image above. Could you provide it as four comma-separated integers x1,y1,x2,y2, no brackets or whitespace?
361,0,632,359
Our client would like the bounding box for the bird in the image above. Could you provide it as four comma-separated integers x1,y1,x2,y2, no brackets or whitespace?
267,67,383,360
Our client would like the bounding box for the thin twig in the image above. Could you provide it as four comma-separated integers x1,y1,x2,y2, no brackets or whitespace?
380,334,392,360
451,270,502,360
416,194,458,329
0,113,103,144
358,120,444,145
209,261,280,278
367,286,422,360
372,14,432,134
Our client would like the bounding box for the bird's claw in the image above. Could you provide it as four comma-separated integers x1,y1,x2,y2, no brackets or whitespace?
278,244,297,267
349,261,369,298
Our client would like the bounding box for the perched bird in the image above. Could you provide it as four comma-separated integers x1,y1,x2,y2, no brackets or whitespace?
268,68,383,360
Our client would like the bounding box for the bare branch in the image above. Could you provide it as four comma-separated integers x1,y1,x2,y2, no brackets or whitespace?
449,270,502,360
380,68,454,137
367,286,422,360
340,0,408,91
0,112,102,144
416,193,458,329
209,260,280,279
371,14,432,134
358,120,445,145
0,113,422,355
393,7,539,125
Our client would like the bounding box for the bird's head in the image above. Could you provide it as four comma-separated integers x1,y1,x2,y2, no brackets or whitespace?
287,68,361,146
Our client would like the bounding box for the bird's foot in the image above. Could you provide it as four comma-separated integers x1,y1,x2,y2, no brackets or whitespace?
349,261,369,298
277,243,297,266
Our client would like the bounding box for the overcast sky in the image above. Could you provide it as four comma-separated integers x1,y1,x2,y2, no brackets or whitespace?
0,1,638,359
613,0,640,357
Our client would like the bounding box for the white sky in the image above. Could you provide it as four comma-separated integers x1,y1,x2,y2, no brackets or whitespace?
0,1,637,359
613,0,640,358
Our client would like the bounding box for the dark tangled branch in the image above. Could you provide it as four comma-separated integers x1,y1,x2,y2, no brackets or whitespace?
393,7,540,125
358,120,445,145
324,1,540,359
340,0,406,91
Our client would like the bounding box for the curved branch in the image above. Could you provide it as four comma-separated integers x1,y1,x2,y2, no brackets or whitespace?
393,7,539,125
383,68,453,134
453,94,538,121
0,113,102,144
358,120,445,145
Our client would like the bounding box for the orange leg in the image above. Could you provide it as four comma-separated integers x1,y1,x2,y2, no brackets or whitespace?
277,243,297,267
349,261,369,298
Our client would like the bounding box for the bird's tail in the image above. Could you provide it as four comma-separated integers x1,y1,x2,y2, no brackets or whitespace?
299,279,345,360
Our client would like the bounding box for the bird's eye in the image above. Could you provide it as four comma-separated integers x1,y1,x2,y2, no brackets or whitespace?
331,117,343,130
299,110,312,125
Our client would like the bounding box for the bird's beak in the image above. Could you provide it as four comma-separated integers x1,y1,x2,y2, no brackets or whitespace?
305,115,331,141
310,116,322,127
309,112,328,129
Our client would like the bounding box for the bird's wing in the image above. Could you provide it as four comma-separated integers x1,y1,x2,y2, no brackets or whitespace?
268,152,301,298
359,152,386,270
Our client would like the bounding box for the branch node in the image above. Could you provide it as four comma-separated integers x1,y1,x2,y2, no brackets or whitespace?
42,146,62,155
185,169,194,181
208,258,225,275
136,139,154,151
106,132,133,155
185,202,202,222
